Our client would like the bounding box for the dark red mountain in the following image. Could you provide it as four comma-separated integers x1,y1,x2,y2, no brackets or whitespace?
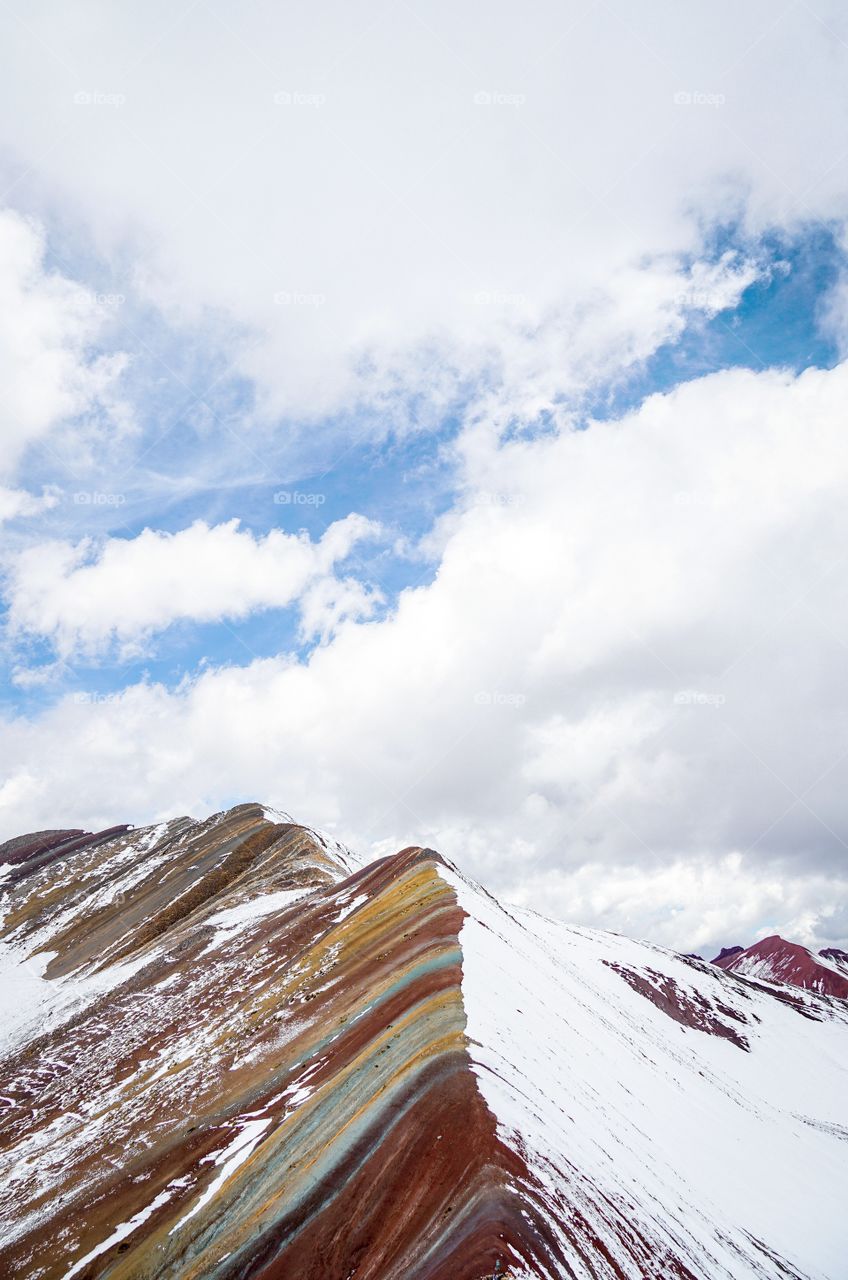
711,934,848,999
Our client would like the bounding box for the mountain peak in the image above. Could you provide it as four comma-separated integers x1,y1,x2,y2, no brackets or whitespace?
710,933,848,999
711,944,745,964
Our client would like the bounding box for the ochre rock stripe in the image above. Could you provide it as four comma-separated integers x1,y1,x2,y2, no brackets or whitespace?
0,836,568,1279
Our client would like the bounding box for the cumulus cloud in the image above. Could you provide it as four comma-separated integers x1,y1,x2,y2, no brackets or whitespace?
0,486,59,523
0,3,846,423
3,360,848,952
0,209,128,475
5,514,381,659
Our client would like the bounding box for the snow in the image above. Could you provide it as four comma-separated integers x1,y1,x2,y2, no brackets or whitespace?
260,804,295,824
169,1118,272,1235
332,892,368,924
303,824,366,876
64,1185,177,1278
206,888,311,931
259,808,365,877
0,943,147,1059
202,888,312,949
0,947,60,1053
439,863,848,1280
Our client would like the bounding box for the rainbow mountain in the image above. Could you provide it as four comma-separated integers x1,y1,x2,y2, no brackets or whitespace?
1,804,846,1279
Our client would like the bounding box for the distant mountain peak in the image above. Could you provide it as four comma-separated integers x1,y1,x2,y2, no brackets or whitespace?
711,944,745,964
711,933,848,1000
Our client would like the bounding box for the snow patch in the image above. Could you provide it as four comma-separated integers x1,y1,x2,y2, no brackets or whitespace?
439,862,848,1280
64,1183,178,1278
169,1118,272,1235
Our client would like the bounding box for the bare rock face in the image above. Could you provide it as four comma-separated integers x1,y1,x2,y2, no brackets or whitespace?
1,804,847,1279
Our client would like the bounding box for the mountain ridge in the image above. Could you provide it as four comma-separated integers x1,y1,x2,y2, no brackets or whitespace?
1,804,847,1279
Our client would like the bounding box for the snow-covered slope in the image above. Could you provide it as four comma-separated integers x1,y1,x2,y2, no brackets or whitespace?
444,867,848,1279
1,805,846,1279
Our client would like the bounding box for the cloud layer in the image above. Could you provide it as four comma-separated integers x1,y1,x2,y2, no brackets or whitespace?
1,2,847,427
3,360,847,955
1,3,847,957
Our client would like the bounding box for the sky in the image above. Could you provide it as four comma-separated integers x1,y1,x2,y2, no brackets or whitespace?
1,0,848,958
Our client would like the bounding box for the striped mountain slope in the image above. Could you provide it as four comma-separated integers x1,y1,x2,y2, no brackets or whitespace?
1,804,846,1279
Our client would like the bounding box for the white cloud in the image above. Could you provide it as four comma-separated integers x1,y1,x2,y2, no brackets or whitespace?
3,360,848,952
2,4,848,957
0,486,59,522
5,514,380,659
0,3,845,423
298,575,384,645
0,209,128,476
